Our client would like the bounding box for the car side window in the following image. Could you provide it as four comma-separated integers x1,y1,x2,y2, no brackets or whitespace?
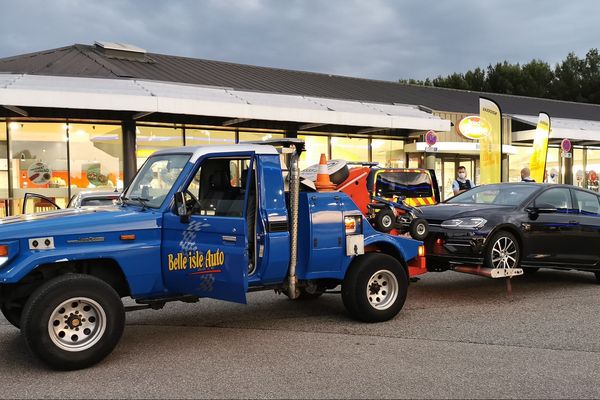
188,157,251,217
533,188,572,211
574,190,600,215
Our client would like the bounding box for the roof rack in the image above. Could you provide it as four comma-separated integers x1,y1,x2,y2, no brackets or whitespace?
240,138,305,155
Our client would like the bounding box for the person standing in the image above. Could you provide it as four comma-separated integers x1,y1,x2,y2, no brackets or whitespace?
521,167,535,182
452,166,472,195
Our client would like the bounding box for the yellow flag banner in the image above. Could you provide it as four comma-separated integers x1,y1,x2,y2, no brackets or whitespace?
479,97,502,184
529,112,550,183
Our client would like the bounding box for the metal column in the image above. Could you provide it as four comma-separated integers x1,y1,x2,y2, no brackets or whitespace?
121,119,137,186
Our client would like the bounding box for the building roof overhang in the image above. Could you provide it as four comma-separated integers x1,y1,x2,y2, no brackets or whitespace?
0,73,451,135
511,114,600,146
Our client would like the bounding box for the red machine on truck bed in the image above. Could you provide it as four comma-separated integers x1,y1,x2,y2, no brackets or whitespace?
301,160,440,277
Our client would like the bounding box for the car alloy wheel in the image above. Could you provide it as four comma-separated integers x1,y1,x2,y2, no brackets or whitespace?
491,236,518,269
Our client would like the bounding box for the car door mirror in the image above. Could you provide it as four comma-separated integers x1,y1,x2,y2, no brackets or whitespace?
174,191,191,223
526,203,557,220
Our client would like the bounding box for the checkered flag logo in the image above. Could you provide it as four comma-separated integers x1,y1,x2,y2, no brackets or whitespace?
179,220,203,253
198,274,215,292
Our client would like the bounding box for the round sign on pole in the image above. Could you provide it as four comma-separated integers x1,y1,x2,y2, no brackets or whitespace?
561,138,572,153
425,130,437,146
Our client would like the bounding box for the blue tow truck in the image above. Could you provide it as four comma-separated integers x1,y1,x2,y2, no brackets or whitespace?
0,139,424,370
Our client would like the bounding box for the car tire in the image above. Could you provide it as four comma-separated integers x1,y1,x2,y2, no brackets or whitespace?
484,231,520,270
342,253,408,323
374,209,395,233
409,218,429,241
1,302,23,329
21,274,125,370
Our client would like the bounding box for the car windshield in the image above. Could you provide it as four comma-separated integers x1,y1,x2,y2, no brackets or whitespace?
123,154,191,208
446,184,539,206
375,171,433,198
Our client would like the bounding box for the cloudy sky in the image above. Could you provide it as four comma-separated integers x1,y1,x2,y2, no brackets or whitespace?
1,0,599,82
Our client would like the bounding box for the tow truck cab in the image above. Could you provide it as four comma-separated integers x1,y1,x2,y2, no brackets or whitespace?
0,139,424,370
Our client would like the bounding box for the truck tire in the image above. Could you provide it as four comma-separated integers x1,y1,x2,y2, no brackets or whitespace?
342,253,408,323
1,303,23,329
21,274,125,370
374,209,395,233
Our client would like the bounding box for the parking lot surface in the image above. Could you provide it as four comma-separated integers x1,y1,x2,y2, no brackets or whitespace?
1,269,600,399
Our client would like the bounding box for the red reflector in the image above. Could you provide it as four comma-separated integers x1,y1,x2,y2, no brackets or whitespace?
120,234,136,241
435,238,444,245
0,245,8,256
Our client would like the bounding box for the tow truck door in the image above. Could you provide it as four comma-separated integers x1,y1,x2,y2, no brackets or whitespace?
162,155,254,304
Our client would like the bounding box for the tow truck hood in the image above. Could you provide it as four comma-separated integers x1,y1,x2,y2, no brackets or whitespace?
0,206,160,239
417,203,513,221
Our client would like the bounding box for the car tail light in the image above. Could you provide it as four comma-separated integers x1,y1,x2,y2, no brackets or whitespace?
418,245,425,257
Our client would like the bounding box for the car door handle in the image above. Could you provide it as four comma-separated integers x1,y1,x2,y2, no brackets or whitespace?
568,220,579,224
222,235,237,243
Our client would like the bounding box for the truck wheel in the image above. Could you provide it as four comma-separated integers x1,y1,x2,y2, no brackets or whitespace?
342,254,408,323
1,302,23,329
374,209,395,233
21,274,125,370
409,218,429,241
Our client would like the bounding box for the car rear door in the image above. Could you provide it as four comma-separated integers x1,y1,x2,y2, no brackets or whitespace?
572,189,600,268
522,187,582,266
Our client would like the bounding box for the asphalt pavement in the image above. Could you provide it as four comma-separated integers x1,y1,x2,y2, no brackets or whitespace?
1,269,600,399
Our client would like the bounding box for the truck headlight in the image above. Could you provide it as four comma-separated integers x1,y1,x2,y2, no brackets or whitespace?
441,217,487,230
0,241,19,267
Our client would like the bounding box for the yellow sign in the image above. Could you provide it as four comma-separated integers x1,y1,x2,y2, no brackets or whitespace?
479,98,502,184
529,113,550,183
168,249,225,273
456,115,491,140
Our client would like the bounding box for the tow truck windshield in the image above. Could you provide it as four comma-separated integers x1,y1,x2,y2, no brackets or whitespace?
123,154,191,208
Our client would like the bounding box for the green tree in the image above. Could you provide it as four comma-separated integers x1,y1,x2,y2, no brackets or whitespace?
521,60,553,98
551,52,583,102
464,67,487,92
580,49,600,103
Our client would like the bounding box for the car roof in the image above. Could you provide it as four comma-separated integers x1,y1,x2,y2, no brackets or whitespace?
152,144,279,162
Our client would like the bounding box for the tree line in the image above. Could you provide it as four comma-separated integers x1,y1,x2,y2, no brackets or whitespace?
400,49,600,104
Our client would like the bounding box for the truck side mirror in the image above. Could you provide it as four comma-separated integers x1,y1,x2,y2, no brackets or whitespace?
174,192,191,223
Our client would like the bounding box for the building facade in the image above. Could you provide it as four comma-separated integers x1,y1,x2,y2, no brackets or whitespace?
0,41,599,215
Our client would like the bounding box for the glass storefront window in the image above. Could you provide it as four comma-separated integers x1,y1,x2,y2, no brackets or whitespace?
331,137,368,163
0,122,7,215
9,122,70,213
186,129,235,146
586,147,600,192
371,139,404,168
573,147,585,187
298,135,328,170
239,131,283,143
545,147,560,183
136,125,183,166
508,145,531,182
69,123,123,194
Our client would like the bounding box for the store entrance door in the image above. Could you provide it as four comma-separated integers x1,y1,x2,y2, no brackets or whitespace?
437,156,478,201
